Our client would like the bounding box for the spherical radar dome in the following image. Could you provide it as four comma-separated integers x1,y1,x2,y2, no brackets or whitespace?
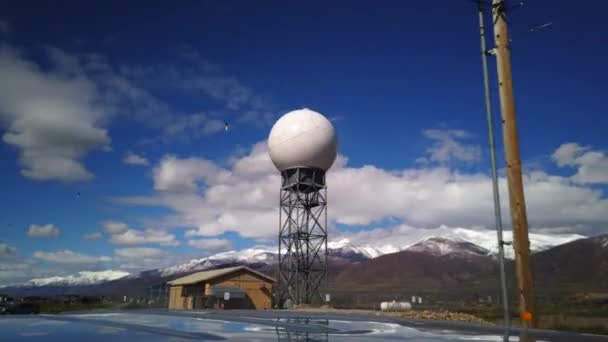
268,108,337,172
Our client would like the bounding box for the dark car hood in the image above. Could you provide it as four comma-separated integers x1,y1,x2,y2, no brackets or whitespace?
1,310,606,341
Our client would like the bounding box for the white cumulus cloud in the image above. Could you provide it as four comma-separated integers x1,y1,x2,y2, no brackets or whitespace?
27,224,61,238
33,250,111,264
101,221,129,234
123,151,149,166
423,129,481,163
110,228,179,246
101,220,178,246
0,41,277,183
552,142,608,184
0,262,51,287
115,139,608,241
115,247,167,258
0,243,17,259
187,238,232,253
153,154,230,192
0,45,111,182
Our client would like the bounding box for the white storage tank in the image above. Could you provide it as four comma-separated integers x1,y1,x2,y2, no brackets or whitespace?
380,302,389,311
380,301,412,312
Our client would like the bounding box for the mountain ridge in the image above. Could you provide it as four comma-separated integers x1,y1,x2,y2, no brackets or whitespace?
1,233,597,295
405,236,491,257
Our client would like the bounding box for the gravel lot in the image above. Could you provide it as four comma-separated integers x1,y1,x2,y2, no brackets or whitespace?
295,307,491,324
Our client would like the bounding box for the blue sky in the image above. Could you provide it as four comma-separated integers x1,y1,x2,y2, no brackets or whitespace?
0,0,607,285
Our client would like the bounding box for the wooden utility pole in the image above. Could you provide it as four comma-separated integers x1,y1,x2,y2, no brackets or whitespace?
491,0,537,328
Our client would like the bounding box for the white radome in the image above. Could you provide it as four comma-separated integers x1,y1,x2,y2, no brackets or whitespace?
268,108,337,171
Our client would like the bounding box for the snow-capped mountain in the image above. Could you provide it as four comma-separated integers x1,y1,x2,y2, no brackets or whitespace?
157,234,504,278
26,270,130,287
159,243,376,277
334,234,608,296
126,231,589,279
445,228,587,258
160,247,277,276
3,230,588,290
405,237,491,257
327,239,383,259
332,226,586,259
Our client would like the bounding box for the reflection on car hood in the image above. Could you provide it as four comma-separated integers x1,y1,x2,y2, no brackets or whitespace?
0,309,606,342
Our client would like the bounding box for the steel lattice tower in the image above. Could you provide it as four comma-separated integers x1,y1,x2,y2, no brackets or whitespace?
277,167,328,306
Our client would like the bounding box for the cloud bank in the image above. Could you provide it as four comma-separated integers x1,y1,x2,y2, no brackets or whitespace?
117,138,608,241
27,224,61,238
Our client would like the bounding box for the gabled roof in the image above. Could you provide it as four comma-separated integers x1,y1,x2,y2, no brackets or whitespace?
167,266,275,285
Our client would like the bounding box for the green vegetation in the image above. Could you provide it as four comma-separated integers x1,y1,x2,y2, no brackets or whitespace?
39,301,109,314
7,295,167,314
122,302,151,310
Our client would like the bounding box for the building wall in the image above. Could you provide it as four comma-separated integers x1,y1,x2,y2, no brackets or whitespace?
210,271,273,310
168,286,182,309
169,285,195,310
167,269,273,310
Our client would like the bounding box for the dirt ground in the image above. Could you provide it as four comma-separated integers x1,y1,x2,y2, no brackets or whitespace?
294,307,491,325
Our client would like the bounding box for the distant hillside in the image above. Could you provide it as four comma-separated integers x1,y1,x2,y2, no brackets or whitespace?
330,246,498,296
0,249,366,298
533,234,608,291
328,234,608,306
2,234,606,302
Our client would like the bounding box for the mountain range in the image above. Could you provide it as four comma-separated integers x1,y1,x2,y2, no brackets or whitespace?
330,234,608,306
2,233,605,300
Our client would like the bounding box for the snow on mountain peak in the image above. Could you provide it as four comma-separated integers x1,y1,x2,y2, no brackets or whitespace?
328,238,383,258
159,246,277,276
406,237,491,257
327,238,352,249
159,231,586,277
209,247,276,262
27,270,129,287
13,231,595,289
329,226,586,261
160,241,382,277
444,228,586,258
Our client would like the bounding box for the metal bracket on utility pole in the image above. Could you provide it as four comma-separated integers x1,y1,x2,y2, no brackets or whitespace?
485,48,496,56
500,240,512,246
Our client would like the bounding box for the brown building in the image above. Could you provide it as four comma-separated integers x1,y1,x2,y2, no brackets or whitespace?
167,266,275,310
